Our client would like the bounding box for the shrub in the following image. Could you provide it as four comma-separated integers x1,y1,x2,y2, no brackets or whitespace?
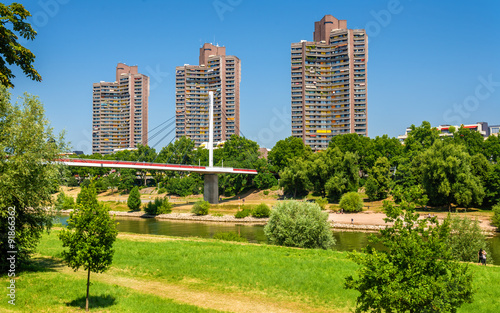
252,203,271,218
263,190,270,196
157,187,167,194
192,200,210,216
213,231,248,243
144,197,172,215
446,215,490,263
235,208,252,218
493,203,500,229
54,191,76,211
339,192,363,213
264,200,335,249
315,197,328,210
127,186,142,211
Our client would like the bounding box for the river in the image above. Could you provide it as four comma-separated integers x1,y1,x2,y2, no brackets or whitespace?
54,215,500,265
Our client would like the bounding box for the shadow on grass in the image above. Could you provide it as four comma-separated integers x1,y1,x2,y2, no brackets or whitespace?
66,294,116,309
21,256,65,274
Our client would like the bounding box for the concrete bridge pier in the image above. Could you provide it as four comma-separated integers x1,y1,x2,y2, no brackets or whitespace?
203,174,219,204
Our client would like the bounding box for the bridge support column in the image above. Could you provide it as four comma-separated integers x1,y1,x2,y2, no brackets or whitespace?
203,174,219,204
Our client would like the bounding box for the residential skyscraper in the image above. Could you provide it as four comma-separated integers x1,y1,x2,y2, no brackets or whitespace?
291,15,368,150
92,63,149,154
175,43,241,146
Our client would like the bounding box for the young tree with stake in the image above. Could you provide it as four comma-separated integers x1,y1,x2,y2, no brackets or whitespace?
59,185,118,312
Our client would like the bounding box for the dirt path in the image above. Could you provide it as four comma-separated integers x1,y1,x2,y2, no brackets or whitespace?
37,255,342,313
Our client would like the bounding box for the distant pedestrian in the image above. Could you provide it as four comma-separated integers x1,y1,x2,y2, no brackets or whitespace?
351,218,353,225
478,249,487,265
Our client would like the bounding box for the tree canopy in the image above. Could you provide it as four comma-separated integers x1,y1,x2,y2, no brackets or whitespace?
0,3,41,87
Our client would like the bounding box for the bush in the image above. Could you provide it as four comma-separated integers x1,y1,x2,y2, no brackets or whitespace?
213,231,248,243
493,203,500,229
127,186,142,211
315,197,328,210
235,208,252,218
264,201,335,249
167,176,200,197
144,197,172,215
80,179,91,188
192,200,210,216
447,215,490,263
157,187,167,194
263,190,270,196
339,192,363,213
54,191,76,211
252,203,271,218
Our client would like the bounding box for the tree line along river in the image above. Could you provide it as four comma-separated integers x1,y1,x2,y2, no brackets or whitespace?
55,215,500,265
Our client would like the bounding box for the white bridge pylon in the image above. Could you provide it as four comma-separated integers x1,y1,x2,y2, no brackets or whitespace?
57,158,258,175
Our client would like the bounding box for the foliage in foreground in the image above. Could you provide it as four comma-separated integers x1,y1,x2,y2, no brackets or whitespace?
339,192,363,213
59,185,118,311
192,200,210,216
264,201,335,249
345,200,474,313
0,86,65,272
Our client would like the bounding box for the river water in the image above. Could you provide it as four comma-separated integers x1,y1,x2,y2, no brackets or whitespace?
55,215,500,265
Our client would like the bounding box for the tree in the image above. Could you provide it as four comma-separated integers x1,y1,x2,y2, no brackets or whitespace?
453,126,484,156
264,201,335,249
0,3,41,87
0,87,65,271
59,185,118,312
483,135,500,162
492,203,500,230
339,192,363,213
268,136,311,171
419,140,485,209
403,121,440,154
365,157,391,201
127,186,141,211
192,200,210,216
279,157,312,198
132,144,156,186
345,200,474,312
329,133,373,172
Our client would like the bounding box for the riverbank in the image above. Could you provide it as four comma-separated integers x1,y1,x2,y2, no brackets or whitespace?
3,230,499,313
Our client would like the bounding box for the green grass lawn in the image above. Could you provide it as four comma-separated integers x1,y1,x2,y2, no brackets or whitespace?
5,231,500,312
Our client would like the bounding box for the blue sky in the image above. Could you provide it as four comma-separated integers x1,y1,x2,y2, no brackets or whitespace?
6,0,500,153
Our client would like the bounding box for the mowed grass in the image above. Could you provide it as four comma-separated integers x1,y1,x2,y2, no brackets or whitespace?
0,266,221,312
20,231,500,312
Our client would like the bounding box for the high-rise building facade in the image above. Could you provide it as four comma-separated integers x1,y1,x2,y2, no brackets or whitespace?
175,43,241,146
291,15,368,150
92,63,149,154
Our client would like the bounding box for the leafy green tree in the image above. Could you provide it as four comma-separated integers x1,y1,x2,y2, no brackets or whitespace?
0,87,65,271
315,197,328,210
166,175,200,197
104,171,120,192
323,151,359,202
59,185,118,312
268,136,311,171
117,169,136,192
132,144,157,186
329,133,372,172
264,201,335,249
492,203,500,230
420,140,485,209
370,134,404,167
403,121,440,154
365,157,391,201
345,200,474,313
446,215,490,263
484,135,500,162
0,3,41,87
279,157,312,198
339,192,363,213
453,126,485,156
127,186,141,211
253,171,278,189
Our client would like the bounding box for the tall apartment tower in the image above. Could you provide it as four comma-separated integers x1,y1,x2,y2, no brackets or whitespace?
291,15,368,150
175,43,241,146
92,63,149,154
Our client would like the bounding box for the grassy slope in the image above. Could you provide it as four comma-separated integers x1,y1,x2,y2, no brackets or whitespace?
6,231,500,312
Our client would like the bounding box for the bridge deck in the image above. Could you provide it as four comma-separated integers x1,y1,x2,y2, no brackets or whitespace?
57,158,258,175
